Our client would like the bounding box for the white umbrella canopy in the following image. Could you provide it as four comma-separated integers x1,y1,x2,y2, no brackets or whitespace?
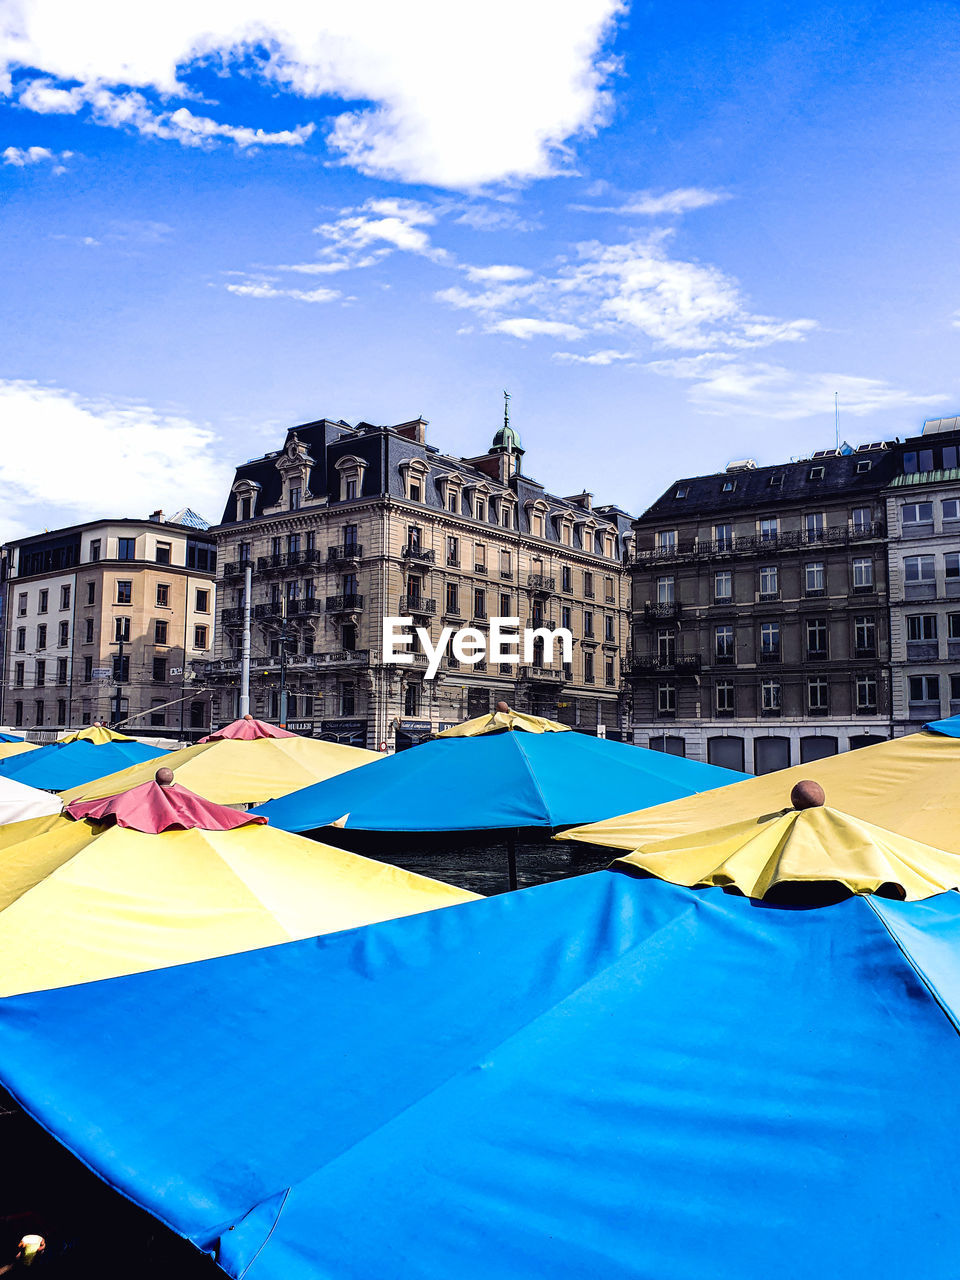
0,774,61,826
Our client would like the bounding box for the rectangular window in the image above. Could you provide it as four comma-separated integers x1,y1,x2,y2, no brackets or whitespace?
902,502,933,526
561,606,572,630
408,481,421,503
903,556,934,584
117,580,132,605
852,558,874,589
15,627,25,652
855,616,877,654
289,486,301,511
909,674,940,703
713,523,732,551
60,585,71,609
851,506,871,534
194,625,208,649
117,537,136,560
716,681,734,713
500,592,511,615
115,617,130,642
36,624,46,650
584,611,594,638
657,628,676,663
806,618,828,656
150,698,166,727
287,533,301,557
475,499,486,522
907,614,938,641
474,543,487,572
759,565,779,598
805,561,825,594
84,617,94,643
340,683,356,717
761,679,781,712
584,571,595,598
14,702,22,728
805,512,825,540
153,620,167,645
808,678,829,711
656,530,677,552
87,581,95,605
13,662,24,688
561,565,572,592
656,576,674,605
35,700,44,725
604,577,615,602
943,499,960,521
155,542,171,565
501,505,512,529
500,550,512,578
945,553,960,580
153,656,167,682
57,698,66,726
579,651,593,684
715,625,734,660
195,588,210,612
113,654,130,681
856,676,878,710
446,582,460,614
447,536,459,567
715,570,732,601
447,489,458,514
758,517,779,542
605,657,616,685
952,674,960,701
89,540,101,562
657,683,676,714
604,615,615,642
35,659,46,687
57,657,68,685
58,621,69,647
474,588,486,619
83,656,93,682
156,583,169,607
17,592,26,617
345,479,358,501
38,589,48,614
950,614,960,640
760,622,780,658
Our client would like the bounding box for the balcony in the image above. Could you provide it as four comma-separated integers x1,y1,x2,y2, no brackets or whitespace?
631,522,887,566
517,664,566,683
527,574,557,594
854,646,878,660
326,594,364,611
221,607,243,625
623,655,701,678
198,659,241,682
254,602,281,620
399,596,436,615
759,650,782,664
299,649,370,670
715,652,735,665
641,602,682,624
223,559,253,577
287,598,325,617
257,554,285,572
402,545,435,563
327,543,363,563
474,563,488,575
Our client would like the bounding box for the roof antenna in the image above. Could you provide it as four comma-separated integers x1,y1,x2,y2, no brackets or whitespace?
835,391,840,452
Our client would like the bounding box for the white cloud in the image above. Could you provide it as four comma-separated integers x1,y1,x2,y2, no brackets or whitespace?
492,318,584,341
453,204,539,232
2,0,623,187
648,356,948,420
463,264,533,283
14,80,314,148
571,187,729,216
2,143,71,169
313,197,452,266
552,348,633,365
0,380,230,541
225,277,340,303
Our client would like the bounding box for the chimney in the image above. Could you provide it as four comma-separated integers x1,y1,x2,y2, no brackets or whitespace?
149,510,163,522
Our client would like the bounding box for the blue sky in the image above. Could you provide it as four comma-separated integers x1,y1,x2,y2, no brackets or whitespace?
1,0,959,540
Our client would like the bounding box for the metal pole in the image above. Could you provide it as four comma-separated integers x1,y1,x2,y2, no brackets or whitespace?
506,830,518,892
239,561,252,716
279,595,288,728
112,635,125,725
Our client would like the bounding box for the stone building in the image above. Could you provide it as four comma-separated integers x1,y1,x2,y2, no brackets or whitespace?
627,445,900,772
883,421,960,734
2,513,216,738
203,415,633,748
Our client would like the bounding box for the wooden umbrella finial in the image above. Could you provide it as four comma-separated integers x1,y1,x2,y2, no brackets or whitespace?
155,767,175,786
791,779,825,810
496,701,511,713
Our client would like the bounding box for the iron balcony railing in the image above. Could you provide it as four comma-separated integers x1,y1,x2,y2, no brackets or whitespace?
399,596,437,615
326,594,364,611
622,655,702,677
328,544,363,561
223,559,254,577
632,522,886,566
642,602,682,623
517,664,566,682
221,607,243,625
527,574,557,592
402,545,435,563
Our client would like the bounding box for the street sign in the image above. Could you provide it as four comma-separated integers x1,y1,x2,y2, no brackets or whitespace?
170,667,183,675
92,668,111,679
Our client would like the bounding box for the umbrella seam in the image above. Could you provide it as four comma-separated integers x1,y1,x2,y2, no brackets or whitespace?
863,896,960,1036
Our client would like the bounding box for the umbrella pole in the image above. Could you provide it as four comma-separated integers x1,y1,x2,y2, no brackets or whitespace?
506,832,518,892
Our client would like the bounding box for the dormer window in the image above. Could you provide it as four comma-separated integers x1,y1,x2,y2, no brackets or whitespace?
769,474,783,487
856,460,871,473
809,466,825,480
722,479,736,493
289,486,301,511
675,486,688,499
334,455,368,503
399,458,430,503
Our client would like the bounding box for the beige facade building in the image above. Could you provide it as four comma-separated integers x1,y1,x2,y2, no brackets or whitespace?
2,513,216,738
204,416,634,748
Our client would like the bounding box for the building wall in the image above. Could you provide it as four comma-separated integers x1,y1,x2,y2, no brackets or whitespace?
205,418,633,748
2,518,216,736
885,474,960,733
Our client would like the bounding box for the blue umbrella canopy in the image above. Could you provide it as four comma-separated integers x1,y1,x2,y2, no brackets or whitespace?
0,731,24,744
0,872,957,1280
0,738,167,792
924,713,960,737
254,731,747,833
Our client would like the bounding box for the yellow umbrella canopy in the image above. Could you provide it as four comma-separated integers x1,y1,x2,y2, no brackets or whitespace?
0,741,37,763
0,776,477,997
438,704,569,737
560,730,960,856
57,725,133,744
616,782,960,901
58,732,380,806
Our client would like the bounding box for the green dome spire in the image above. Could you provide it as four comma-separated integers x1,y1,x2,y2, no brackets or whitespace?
491,390,524,454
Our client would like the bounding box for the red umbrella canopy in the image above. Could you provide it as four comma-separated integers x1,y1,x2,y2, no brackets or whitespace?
199,714,297,743
65,769,267,834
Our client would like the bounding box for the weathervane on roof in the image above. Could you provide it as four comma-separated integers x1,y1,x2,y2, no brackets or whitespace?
503,389,511,433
